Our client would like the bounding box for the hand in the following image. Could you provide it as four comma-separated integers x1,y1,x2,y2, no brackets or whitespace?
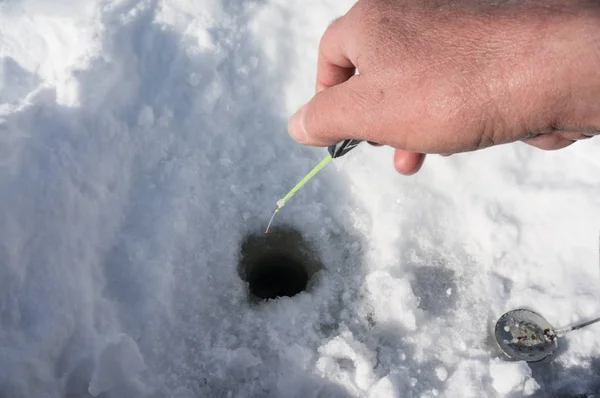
288,0,600,175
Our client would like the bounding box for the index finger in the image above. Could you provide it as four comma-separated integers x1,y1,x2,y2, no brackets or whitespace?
316,16,357,93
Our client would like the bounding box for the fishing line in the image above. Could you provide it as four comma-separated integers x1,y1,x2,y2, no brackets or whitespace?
265,154,332,234
264,139,362,234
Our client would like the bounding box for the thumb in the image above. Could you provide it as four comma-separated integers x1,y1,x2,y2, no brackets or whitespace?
288,76,375,146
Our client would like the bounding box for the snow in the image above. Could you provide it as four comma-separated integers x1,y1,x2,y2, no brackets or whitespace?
1,0,600,397
88,334,146,396
489,359,539,396
435,366,448,382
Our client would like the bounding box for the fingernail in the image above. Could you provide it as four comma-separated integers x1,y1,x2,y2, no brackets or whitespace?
288,105,307,142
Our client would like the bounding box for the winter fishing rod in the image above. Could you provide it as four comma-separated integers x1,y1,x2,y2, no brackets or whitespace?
265,139,362,234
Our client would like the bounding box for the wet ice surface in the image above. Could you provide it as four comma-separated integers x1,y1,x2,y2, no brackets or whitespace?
1,0,600,397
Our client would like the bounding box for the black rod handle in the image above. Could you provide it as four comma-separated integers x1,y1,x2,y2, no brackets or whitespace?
328,139,363,158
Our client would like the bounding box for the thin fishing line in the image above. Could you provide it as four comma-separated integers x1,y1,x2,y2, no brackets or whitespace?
265,154,333,234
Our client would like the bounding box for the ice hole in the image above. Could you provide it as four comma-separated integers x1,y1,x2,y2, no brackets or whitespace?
239,226,321,301
247,252,308,299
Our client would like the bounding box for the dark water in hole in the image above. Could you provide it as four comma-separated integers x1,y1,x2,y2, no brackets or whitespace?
238,225,322,301
247,253,308,299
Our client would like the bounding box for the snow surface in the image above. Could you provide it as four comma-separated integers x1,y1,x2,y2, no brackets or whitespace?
1,0,600,397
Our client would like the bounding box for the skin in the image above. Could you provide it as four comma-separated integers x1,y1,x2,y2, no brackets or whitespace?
288,0,600,175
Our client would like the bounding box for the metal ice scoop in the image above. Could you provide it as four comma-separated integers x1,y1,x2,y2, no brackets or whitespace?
494,308,600,362
495,233,600,362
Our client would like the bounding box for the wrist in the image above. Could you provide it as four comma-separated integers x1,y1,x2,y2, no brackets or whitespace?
546,4,600,133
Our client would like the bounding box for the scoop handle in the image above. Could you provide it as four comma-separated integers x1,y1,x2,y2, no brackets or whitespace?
555,316,600,336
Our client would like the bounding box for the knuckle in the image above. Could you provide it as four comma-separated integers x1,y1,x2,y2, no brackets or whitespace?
321,17,343,46
347,82,373,110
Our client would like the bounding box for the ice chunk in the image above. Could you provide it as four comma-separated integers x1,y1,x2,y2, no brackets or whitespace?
435,366,448,382
317,331,378,392
489,359,539,395
368,376,396,398
365,271,419,331
88,334,146,397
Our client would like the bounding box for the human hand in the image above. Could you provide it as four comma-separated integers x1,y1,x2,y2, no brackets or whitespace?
288,0,600,175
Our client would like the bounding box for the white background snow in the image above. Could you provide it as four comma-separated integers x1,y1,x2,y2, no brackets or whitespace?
1,0,600,397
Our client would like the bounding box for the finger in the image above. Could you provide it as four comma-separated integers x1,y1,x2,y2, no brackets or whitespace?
288,75,373,146
522,134,575,151
316,17,356,93
555,131,597,141
393,150,426,176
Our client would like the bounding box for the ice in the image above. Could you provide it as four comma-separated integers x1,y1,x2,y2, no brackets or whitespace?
88,334,146,396
368,375,397,398
435,366,448,382
316,331,378,393
364,270,419,331
1,0,600,397
489,359,540,395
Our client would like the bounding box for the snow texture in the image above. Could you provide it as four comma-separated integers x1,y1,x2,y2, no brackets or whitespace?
1,0,600,397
